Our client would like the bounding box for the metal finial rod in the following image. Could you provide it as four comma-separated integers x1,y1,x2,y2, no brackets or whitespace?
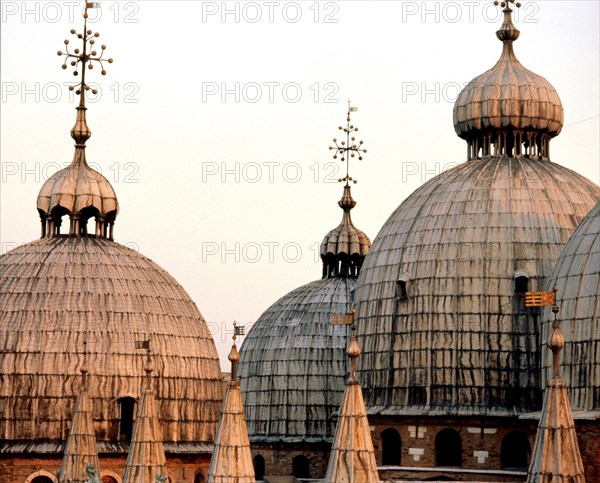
229,322,243,381
81,339,89,390
329,104,367,187
548,286,563,378
135,339,154,390
346,309,361,382
57,3,113,107
144,347,155,390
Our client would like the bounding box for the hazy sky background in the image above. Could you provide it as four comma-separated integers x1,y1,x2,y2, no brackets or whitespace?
1,0,599,369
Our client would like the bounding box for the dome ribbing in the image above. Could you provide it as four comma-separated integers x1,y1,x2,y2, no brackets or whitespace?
541,201,600,411
355,156,598,416
0,237,223,451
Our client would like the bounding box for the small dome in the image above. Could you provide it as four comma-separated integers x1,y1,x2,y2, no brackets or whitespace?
37,155,118,222
239,277,355,442
320,186,371,279
355,157,598,415
36,107,119,239
542,201,600,411
0,236,223,451
453,4,563,161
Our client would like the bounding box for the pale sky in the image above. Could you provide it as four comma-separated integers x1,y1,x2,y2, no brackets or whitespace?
1,0,599,369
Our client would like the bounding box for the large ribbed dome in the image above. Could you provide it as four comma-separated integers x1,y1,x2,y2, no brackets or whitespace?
355,157,598,415
453,3,563,161
0,236,223,452
239,278,354,441
541,202,600,411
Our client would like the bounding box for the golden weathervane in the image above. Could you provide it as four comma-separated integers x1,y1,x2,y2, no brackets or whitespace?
57,2,113,103
329,101,367,186
525,286,557,308
331,307,355,326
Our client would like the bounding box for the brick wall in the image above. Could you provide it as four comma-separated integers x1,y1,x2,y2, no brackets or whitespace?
0,453,211,483
249,441,331,479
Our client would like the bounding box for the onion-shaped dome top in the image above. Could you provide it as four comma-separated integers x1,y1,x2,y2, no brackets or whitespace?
37,107,119,240
453,1,563,161
239,277,355,442
355,157,599,416
0,236,223,453
321,186,371,279
541,201,600,411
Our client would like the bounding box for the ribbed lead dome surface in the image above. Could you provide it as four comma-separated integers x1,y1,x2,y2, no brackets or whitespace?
355,157,598,415
239,278,354,442
541,201,600,411
0,237,222,450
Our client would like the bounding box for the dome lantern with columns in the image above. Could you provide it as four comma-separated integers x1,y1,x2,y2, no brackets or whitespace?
453,0,563,161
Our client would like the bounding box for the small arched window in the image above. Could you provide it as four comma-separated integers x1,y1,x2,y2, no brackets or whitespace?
501,431,531,469
79,206,100,237
118,396,136,443
292,455,310,479
50,205,70,236
193,472,205,483
381,428,401,465
435,428,462,467
514,271,529,293
253,454,265,481
26,471,56,483
397,273,410,300
102,477,118,483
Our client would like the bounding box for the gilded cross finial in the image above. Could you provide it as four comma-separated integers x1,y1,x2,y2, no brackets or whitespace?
57,2,113,106
329,101,367,186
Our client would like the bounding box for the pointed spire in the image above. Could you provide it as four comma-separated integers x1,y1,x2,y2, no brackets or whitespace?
38,2,118,239
207,324,255,483
527,305,585,482
325,322,379,483
321,106,371,279
59,342,101,483
123,350,169,483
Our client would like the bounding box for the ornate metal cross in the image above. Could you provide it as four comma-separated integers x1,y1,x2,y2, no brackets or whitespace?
57,2,113,103
329,101,367,186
